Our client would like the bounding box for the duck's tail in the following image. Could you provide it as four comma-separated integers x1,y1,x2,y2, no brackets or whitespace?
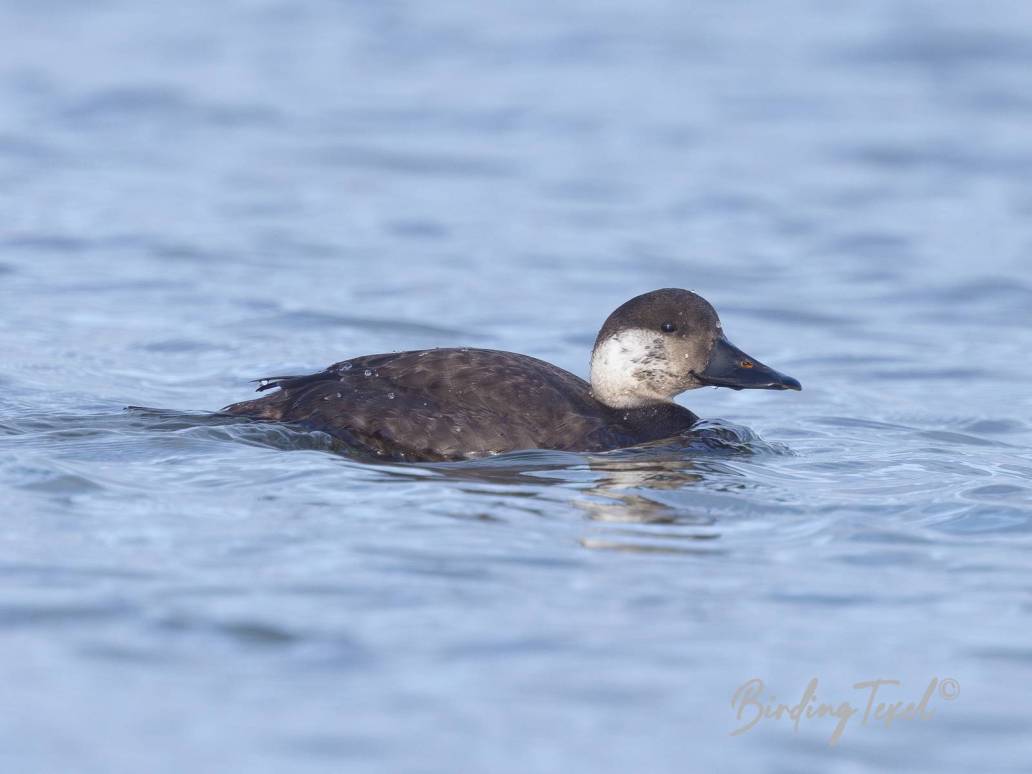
221,368,338,419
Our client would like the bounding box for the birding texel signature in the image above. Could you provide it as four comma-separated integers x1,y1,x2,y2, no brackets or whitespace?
730,676,960,745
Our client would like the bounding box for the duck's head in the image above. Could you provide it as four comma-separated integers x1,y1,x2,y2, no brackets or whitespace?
589,288,801,409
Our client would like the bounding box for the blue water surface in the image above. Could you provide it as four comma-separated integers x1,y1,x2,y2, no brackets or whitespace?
2,1,1032,772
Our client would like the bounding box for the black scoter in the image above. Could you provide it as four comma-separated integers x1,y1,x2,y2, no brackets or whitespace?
222,288,801,461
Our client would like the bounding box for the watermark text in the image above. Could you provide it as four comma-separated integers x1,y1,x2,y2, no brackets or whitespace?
730,677,959,745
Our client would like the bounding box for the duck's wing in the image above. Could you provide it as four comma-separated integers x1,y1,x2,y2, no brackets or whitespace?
221,348,615,460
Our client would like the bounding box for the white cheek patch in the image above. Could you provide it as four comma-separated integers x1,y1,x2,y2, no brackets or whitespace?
590,328,668,408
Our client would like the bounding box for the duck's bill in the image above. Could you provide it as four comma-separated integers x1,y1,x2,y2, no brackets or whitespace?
696,336,802,391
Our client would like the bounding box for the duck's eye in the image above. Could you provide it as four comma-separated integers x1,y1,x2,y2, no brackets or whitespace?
740,360,754,369
661,322,677,333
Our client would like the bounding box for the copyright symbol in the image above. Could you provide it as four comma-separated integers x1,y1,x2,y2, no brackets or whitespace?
939,678,960,701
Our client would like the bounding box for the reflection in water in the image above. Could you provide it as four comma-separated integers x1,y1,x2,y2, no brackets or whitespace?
99,409,771,554
572,458,722,554
375,419,783,553
576,459,707,522
435,421,789,552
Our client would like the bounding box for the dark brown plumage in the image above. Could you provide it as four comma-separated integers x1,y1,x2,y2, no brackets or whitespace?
222,348,698,461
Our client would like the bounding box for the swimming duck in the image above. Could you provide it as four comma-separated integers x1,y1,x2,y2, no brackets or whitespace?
223,288,800,461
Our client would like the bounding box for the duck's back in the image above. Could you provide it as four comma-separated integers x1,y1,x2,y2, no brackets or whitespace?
223,348,692,461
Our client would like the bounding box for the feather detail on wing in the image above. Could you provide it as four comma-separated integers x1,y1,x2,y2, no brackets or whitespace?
251,371,337,393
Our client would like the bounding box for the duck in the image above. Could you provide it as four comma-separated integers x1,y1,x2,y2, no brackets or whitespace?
222,288,800,461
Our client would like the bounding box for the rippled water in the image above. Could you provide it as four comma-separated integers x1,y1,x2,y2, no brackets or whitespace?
3,1,1032,771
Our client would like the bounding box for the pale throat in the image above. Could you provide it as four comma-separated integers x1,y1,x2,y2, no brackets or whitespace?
589,328,674,409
